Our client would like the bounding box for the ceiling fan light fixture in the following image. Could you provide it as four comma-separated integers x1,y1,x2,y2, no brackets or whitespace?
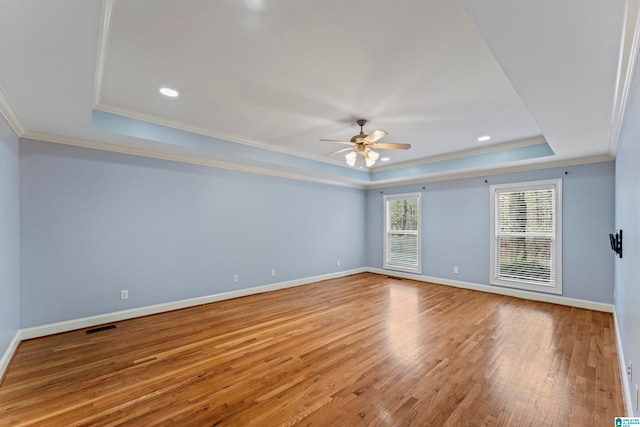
365,150,379,167
345,151,357,167
322,119,410,167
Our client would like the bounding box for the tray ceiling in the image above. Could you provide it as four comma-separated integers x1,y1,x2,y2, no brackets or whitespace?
0,0,635,187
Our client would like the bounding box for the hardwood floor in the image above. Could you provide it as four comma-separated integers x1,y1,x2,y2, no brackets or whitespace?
0,273,623,426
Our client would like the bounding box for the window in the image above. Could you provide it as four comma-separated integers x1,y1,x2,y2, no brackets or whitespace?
384,193,421,273
490,179,562,294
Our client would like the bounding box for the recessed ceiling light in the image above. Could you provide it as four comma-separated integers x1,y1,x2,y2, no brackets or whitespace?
381,157,390,162
477,135,491,142
244,0,266,12
159,87,179,98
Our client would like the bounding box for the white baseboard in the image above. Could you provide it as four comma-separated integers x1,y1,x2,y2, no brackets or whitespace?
20,268,613,341
614,310,634,416
366,268,615,313
371,269,632,411
0,330,21,382
6,268,617,383
19,268,366,340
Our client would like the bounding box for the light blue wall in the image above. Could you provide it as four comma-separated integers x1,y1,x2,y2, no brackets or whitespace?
367,161,615,303
0,115,20,356
16,133,618,328
615,62,640,416
19,140,365,327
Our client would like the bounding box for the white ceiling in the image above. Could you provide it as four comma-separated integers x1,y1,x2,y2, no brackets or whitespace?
0,0,636,187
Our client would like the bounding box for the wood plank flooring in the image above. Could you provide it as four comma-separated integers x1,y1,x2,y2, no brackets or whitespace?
0,273,624,426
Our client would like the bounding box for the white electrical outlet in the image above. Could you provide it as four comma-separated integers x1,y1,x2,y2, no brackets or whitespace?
337,260,341,267
233,274,239,283
272,269,276,277
629,362,633,381
453,266,459,274
120,290,128,300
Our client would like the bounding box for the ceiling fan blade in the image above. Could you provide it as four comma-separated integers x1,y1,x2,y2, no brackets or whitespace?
319,139,354,145
372,142,412,150
362,129,388,143
324,147,355,156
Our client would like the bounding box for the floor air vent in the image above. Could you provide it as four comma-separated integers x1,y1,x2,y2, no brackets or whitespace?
86,325,116,334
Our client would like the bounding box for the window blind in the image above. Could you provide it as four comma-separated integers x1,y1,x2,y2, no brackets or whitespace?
384,193,421,273
495,186,556,285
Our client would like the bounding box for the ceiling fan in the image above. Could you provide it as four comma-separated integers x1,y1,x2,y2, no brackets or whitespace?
320,119,411,167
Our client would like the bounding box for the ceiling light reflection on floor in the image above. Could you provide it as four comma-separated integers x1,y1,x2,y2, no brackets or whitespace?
387,285,420,364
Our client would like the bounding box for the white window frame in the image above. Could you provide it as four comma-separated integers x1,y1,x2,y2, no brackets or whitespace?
384,192,422,274
490,179,562,294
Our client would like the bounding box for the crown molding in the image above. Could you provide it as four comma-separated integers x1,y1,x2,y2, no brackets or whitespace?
92,103,349,168
21,130,365,189
93,0,114,106
370,135,547,173
364,153,615,189
91,0,346,170
20,130,613,191
0,85,26,137
609,0,640,156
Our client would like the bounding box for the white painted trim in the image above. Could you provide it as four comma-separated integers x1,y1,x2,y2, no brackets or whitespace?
94,104,552,176
0,85,26,137
614,310,634,416
21,130,366,189
609,0,640,157
93,0,114,106
0,330,21,382
367,268,614,313
383,192,422,274
19,268,366,340
371,135,547,173
21,129,614,191
12,268,617,343
5,269,617,386
366,154,615,189
489,179,563,295
93,103,348,167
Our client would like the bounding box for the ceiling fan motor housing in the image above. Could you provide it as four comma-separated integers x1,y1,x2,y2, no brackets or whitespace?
351,133,367,143
351,119,368,143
